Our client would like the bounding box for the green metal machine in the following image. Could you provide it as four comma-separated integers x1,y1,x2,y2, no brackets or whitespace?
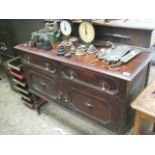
31,20,61,43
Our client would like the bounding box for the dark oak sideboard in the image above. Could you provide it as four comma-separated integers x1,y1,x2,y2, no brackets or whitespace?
15,43,151,134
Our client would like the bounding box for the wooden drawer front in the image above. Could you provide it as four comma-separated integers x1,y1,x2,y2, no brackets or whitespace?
25,67,57,100
62,79,123,131
61,66,119,96
69,88,111,123
22,53,57,75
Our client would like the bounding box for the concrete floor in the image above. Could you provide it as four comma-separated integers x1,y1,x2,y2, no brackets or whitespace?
0,66,155,135
0,78,111,135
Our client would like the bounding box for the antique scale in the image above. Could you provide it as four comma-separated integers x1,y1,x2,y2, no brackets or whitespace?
57,20,73,57
79,20,95,44
60,20,72,38
77,20,97,55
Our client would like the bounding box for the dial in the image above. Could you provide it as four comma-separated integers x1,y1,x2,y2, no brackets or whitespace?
60,20,72,36
79,21,95,43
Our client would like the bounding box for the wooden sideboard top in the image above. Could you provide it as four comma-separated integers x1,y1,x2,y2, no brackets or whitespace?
15,43,151,81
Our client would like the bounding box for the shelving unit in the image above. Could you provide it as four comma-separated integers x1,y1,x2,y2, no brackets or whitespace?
6,56,47,112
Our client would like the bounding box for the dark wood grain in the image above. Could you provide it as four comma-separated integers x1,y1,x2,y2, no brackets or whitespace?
15,43,151,81
15,43,151,134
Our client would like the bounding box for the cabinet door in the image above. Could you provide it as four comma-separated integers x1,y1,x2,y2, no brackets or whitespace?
61,77,123,133
24,66,58,101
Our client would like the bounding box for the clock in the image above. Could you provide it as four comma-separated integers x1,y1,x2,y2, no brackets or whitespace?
60,20,72,36
79,21,95,44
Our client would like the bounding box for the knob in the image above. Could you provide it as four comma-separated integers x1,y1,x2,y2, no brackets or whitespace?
26,56,31,63
40,81,48,88
101,81,106,91
57,92,62,99
45,62,50,70
70,75,74,79
45,62,56,73
64,95,68,102
69,70,75,79
83,101,95,109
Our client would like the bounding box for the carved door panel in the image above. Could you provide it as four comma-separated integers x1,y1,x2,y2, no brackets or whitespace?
61,77,123,133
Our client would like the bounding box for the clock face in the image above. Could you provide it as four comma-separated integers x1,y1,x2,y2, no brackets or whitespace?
60,20,72,36
79,22,95,43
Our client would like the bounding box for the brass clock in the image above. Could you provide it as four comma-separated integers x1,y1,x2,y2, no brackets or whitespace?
79,21,95,44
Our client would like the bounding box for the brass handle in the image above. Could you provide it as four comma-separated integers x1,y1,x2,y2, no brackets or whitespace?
45,62,50,70
100,81,118,95
69,70,75,79
64,95,68,102
24,56,31,64
44,62,56,73
57,92,62,99
103,33,130,40
70,75,74,79
40,81,48,87
27,56,31,63
83,101,95,109
101,81,106,91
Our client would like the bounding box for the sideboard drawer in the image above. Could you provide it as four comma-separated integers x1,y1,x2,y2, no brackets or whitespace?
25,66,58,101
61,65,120,96
69,88,111,123
22,53,58,75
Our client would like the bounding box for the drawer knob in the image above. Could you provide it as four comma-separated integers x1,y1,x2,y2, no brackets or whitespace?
70,75,74,79
57,92,62,99
69,70,75,79
26,56,31,63
83,101,95,109
101,81,106,91
45,62,50,70
64,95,68,102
